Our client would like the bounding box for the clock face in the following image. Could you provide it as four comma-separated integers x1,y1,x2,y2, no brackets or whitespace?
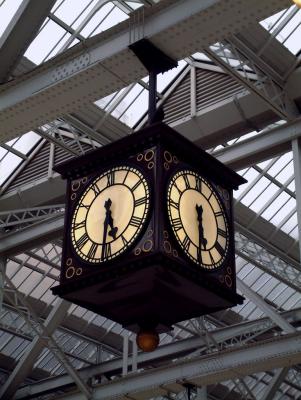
71,166,150,263
167,169,229,269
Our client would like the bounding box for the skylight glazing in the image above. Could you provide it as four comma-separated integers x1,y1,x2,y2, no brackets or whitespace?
0,0,23,38
261,4,301,55
24,0,139,65
0,132,41,187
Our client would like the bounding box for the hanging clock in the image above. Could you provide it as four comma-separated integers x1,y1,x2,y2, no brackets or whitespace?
52,122,245,338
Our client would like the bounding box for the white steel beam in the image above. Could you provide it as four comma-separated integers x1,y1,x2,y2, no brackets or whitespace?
261,367,289,400
34,332,301,400
215,119,301,171
0,257,6,313
0,0,56,82
0,0,290,143
2,280,91,400
292,138,301,262
237,278,296,334
15,307,301,399
0,215,64,256
0,298,73,400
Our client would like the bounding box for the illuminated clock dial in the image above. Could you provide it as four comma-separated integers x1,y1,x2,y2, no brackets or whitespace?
167,169,229,269
71,166,150,263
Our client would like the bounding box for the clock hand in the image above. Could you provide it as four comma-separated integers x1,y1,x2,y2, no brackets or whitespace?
196,204,207,262
101,198,118,261
104,198,118,239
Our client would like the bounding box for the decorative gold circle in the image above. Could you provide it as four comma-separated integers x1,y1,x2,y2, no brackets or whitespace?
163,230,169,239
82,177,88,184
173,155,179,164
225,275,232,287
173,249,178,258
219,275,225,284
137,153,144,162
76,268,82,276
164,162,170,170
143,239,153,252
66,266,75,279
66,258,73,266
148,161,154,169
163,240,172,253
164,151,173,163
147,229,153,237
71,193,76,200
227,267,232,275
144,149,154,162
72,181,81,192
134,248,141,256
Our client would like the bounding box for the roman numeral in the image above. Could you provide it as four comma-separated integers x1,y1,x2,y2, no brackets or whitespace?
130,216,142,228
80,204,89,210
74,221,85,230
77,233,89,249
207,191,213,201
102,242,111,260
91,183,101,195
217,228,227,238
183,174,190,189
87,242,98,259
215,241,224,256
121,235,128,246
107,171,115,186
174,182,182,195
131,180,141,191
209,251,215,264
170,199,179,210
172,217,182,231
183,235,190,251
122,169,129,183
215,211,223,217
195,177,202,192
134,197,146,207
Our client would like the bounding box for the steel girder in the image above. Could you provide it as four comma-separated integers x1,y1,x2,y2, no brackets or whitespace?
0,0,291,143
214,119,301,171
15,307,301,399
0,204,64,229
0,0,56,83
25,332,301,400
1,279,91,400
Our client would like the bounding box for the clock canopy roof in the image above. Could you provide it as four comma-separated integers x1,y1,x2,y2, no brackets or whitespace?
54,122,246,190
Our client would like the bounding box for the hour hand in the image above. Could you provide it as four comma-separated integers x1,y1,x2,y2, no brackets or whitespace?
196,204,207,250
104,198,118,239
108,226,118,239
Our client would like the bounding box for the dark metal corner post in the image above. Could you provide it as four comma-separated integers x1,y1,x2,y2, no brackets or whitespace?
129,38,178,124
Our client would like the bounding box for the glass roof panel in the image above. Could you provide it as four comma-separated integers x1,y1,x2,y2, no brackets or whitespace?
53,0,96,27
0,0,23,38
24,19,71,64
260,4,301,55
0,152,22,186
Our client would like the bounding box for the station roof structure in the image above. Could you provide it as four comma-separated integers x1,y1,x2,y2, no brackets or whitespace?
1,0,301,399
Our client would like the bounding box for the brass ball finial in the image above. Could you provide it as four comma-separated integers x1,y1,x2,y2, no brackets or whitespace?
136,329,159,352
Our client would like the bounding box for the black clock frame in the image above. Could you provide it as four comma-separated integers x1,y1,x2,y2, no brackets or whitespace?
52,122,246,333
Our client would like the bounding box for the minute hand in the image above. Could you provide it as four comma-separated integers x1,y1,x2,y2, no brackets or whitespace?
196,204,207,261
101,198,118,260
